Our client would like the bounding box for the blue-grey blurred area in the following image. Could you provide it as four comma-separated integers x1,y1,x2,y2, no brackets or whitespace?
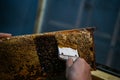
0,0,38,35
41,0,120,74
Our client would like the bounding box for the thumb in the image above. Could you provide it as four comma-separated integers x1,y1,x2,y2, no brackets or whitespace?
66,58,73,68
66,58,73,78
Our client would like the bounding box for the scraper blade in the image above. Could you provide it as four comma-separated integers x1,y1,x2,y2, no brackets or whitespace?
58,47,79,61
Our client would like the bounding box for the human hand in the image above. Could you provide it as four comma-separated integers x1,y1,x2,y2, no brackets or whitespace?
0,33,12,42
0,33,12,39
66,57,92,80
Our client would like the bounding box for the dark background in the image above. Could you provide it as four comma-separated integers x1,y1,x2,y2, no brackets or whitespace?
0,0,38,35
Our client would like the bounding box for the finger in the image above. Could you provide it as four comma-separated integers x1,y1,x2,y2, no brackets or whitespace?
66,58,73,68
74,57,80,62
76,58,91,71
71,57,81,69
80,58,91,68
0,33,12,38
66,58,73,78
74,57,81,64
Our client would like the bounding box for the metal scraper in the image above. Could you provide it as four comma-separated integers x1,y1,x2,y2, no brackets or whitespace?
58,47,79,61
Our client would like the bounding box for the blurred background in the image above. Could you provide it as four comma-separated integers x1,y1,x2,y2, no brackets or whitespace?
0,0,120,77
